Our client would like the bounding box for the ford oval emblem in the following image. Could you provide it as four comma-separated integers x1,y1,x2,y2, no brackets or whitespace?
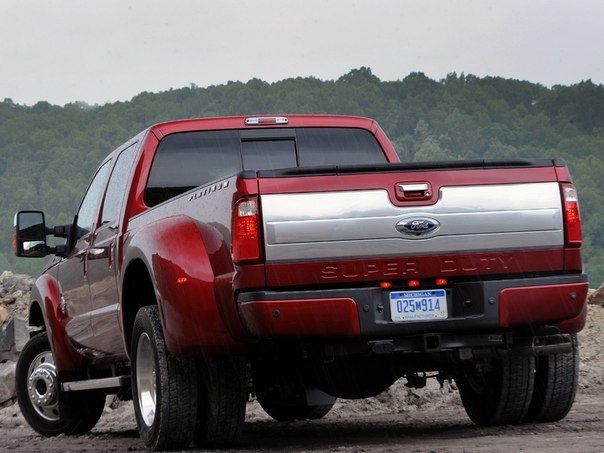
396,217,440,236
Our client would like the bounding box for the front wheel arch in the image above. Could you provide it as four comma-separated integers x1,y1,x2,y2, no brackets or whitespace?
28,301,45,337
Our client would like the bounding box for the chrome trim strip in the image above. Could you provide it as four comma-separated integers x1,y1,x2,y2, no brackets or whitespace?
261,183,564,262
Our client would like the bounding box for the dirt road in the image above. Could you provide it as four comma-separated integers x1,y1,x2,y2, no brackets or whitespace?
2,304,603,452
2,393,603,452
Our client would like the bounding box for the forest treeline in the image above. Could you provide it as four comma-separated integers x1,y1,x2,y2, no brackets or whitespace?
1,67,603,284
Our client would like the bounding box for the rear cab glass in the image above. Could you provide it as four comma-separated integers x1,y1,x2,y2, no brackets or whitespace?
145,127,386,207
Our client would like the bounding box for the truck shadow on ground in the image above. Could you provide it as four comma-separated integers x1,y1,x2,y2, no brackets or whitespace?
84,414,592,453
237,418,506,451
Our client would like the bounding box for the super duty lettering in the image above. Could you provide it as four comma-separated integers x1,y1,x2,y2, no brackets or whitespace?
321,260,420,279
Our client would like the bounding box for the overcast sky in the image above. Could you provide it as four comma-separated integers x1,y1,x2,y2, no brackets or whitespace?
1,0,603,106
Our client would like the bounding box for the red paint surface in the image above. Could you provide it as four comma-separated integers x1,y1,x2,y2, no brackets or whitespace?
564,248,583,271
265,249,565,288
257,166,558,208
239,298,361,338
130,216,242,354
554,302,588,334
498,282,588,327
34,274,87,373
554,164,573,183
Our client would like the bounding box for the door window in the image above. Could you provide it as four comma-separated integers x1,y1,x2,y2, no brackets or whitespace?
101,144,137,225
76,161,111,239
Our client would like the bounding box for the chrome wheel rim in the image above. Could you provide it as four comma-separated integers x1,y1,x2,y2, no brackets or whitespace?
27,350,60,421
136,332,157,427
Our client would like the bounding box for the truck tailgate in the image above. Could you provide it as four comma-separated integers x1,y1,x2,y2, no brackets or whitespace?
257,161,570,286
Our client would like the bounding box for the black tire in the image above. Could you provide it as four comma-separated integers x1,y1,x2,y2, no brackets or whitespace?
525,334,579,423
456,355,535,426
194,355,248,447
15,333,105,436
131,306,197,451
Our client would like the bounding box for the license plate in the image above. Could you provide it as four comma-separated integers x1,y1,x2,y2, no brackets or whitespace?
389,289,448,322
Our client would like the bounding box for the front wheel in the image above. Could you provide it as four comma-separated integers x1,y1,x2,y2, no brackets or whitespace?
15,333,105,436
456,355,535,426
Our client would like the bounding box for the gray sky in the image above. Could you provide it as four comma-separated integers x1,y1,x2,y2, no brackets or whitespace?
1,0,603,106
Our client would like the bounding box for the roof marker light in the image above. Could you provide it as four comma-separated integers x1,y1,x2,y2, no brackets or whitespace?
245,116,289,126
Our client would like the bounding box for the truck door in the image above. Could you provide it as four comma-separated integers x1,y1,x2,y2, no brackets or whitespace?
87,144,137,355
60,161,111,348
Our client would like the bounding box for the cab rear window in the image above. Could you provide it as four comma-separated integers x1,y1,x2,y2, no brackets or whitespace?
145,127,386,207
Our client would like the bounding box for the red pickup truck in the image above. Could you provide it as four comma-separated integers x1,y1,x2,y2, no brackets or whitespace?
14,115,588,450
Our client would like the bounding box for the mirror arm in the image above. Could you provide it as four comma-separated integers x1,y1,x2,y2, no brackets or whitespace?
48,224,71,238
48,244,69,257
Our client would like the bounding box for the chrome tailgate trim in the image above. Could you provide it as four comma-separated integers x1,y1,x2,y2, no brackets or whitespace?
261,182,563,262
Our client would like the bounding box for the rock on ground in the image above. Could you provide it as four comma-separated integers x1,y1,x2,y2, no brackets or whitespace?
0,271,33,405
0,361,16,407
0,271,33,326
588,282,604,306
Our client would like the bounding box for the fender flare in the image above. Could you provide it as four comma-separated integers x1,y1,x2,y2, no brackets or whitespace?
29,274,88,374
122,215,244,356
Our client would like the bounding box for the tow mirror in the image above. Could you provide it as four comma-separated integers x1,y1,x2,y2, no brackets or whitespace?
14,211,48,257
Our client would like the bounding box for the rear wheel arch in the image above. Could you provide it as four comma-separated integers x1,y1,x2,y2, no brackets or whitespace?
122,258,158,356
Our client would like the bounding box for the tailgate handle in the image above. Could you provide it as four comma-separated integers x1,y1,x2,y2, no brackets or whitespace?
397,183,432,201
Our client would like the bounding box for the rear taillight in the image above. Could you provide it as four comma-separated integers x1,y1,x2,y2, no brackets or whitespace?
232,198,261,263
561,184,582,247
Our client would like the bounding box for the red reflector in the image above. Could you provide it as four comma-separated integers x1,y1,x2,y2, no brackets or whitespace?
380,282,393,289
232,198,261,262
408,280,420,288
561,184,582,247
436,278,448,286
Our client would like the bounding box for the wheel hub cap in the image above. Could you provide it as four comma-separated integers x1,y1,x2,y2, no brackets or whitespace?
136,332,157,427
27,351,60,421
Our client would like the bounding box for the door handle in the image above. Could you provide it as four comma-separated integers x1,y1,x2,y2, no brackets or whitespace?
396,182,432,201
87,242,114,268
87,247,108,259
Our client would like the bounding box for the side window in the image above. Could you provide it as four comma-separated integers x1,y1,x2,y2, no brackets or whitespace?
101,144,137,225
76,161,111,239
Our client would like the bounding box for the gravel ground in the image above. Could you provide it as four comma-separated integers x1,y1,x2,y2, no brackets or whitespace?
1,303,603,452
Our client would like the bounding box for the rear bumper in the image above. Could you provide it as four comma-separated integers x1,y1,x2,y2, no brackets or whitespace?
237,274,589,339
